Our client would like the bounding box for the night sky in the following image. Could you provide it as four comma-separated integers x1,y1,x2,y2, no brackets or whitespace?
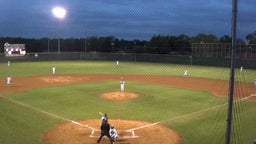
0,0,255,40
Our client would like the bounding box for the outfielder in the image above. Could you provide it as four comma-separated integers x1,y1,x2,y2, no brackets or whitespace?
240,66,243,72
7,61,11,67
120,77,125,92
184,69,188,77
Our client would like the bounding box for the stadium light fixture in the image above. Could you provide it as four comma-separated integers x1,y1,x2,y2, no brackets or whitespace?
52,6,66,19
52,6,67,53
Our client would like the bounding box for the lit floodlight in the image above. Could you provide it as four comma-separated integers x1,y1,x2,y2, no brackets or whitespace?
52,6,66,53
52,6,66,19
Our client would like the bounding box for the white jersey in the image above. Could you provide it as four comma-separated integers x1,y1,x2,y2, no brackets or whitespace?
120,80,125,92
240,66,243,72
52,67,56,74
7,77,12,86
184,69,188,76
109,128,118,139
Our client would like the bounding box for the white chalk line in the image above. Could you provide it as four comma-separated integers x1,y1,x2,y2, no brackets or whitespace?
1,93,255,137
1,95,138,138
240,93,256,100
1,95,98,131
127,93,256,131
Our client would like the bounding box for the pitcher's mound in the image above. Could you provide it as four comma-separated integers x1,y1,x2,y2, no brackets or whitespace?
42,119,182,144
101,91,139,101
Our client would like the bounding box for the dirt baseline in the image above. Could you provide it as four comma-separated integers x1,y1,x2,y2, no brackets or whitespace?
1,74,255,99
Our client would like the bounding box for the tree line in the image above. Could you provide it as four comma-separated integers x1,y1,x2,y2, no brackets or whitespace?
1,31,256,55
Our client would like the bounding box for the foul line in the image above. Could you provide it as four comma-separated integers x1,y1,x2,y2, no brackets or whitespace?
1,95,98,131
126,93,256,131
1,93,255,134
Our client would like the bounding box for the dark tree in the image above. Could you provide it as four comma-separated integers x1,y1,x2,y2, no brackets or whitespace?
246,31,256,44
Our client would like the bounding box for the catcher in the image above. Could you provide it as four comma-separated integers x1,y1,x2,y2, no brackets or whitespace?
109,125,118,142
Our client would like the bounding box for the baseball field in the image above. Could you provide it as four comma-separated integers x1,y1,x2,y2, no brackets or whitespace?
0,61,256,144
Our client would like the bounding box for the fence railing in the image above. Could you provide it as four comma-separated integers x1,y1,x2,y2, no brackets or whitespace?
0,52,255,69
192,43,256,59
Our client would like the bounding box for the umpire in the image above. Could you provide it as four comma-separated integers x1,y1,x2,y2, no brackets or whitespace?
97,119,113,144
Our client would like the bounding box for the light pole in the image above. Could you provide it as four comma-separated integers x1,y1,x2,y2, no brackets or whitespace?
134,41,137,62
84,33,87,53
52,6,66,53
48,38,50,53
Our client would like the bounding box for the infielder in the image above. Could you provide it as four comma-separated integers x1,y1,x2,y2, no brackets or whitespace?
120,77,125,92
109,125,118,142
6,76,12,86
52,66,56,75
254,79,256,87
116,61,119,65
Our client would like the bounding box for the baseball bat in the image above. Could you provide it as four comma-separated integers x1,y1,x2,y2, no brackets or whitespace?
99,112,104,116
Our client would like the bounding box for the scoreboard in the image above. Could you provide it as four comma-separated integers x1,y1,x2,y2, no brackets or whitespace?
4,42,26,57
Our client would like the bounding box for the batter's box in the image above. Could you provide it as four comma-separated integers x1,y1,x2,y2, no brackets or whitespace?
90,129,139,139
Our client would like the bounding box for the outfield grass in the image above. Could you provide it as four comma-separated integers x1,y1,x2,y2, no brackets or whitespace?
0,61,256,144
1,61,256,82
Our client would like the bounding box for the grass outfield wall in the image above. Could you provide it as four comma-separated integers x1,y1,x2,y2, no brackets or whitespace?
0,61,256,144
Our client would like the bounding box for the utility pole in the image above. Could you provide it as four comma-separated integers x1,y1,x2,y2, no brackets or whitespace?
226,0,238,144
